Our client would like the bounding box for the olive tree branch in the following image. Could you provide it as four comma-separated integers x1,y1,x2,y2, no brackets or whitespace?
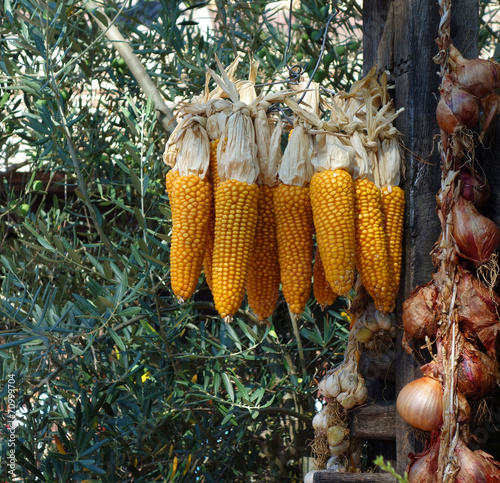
83,0,175,134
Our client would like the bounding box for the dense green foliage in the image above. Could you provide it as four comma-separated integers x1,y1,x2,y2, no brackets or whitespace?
0,1,360,481
0,0,498,481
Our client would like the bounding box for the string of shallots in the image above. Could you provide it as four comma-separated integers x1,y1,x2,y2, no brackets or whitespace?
433,0,461,480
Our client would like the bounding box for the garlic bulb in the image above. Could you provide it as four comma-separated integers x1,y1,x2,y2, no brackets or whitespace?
353,325,374,343
323,372,341,398
339,371,358,392
375,310,394,331
326,425,348,447
329,439,350,456
326,456,346,472
312,409,329,431
304,471,316,483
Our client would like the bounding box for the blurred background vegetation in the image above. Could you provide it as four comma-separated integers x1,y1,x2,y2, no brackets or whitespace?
0,0,498,481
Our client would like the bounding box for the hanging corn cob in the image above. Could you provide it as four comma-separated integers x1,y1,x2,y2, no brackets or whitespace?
362,86,405,313
274,122,315,315
166,115,212,303
285,87,357,297
350,130,392,313
379,137,405,311
313,246,337,310
225,63,282,322
246,105,285,321
206,63,259,322
310,145,356,296
200,60,241,290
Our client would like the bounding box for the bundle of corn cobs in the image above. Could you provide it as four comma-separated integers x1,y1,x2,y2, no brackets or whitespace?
397,43,500,482
163,60,405,328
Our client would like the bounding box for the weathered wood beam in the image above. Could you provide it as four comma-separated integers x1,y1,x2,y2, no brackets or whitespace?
313,472,397,482
363,0,479,475
349,402,396,441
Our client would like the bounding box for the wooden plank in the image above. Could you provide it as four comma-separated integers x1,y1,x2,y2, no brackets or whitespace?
313,471,397,482
349,402,396,440
362,0,392,76
363,0,479,475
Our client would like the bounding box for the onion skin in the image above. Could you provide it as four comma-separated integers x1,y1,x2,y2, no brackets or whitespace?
408,453,439,483
455,268,500,355
408,434,500,483
436,84,480,133
407,432,440,483
457,342,499,400
460,169,490,207
450,44,500,99
397,377,443,432
402,280,440,352
451,197,500,264
455,439,500,482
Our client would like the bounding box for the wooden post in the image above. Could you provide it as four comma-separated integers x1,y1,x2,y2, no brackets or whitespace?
362,0,479,475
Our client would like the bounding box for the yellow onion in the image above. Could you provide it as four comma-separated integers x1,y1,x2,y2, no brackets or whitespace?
452,197,500,265
479,92,500,136
450,44,500,99
436,77,480,133
396,377,443,431
457,342,499,400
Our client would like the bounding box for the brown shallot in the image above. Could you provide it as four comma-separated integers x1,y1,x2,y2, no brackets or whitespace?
402,280,440,352
450,44,500,99
451,197,500,264
457,341,499,400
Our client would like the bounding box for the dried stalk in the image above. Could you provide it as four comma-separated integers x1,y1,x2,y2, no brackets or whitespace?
434,1,461,480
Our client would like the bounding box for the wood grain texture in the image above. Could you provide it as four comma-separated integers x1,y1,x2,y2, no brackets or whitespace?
349,402,396,440
363,0,479,475
313,472,397,482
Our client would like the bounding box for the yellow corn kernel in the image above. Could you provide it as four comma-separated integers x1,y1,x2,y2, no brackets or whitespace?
313,247,337,310
354,177,392,313
212,179,259,321
203,201,215,291
203,139,222,290
310,168,355,296
165,169,180,211
381,185,405,311
170,175,212,302
210,139,221,188
274,184,314,315
247,185,280,321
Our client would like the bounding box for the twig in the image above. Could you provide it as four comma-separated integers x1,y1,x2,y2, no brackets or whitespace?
83,0,175,134
289,308,307,378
